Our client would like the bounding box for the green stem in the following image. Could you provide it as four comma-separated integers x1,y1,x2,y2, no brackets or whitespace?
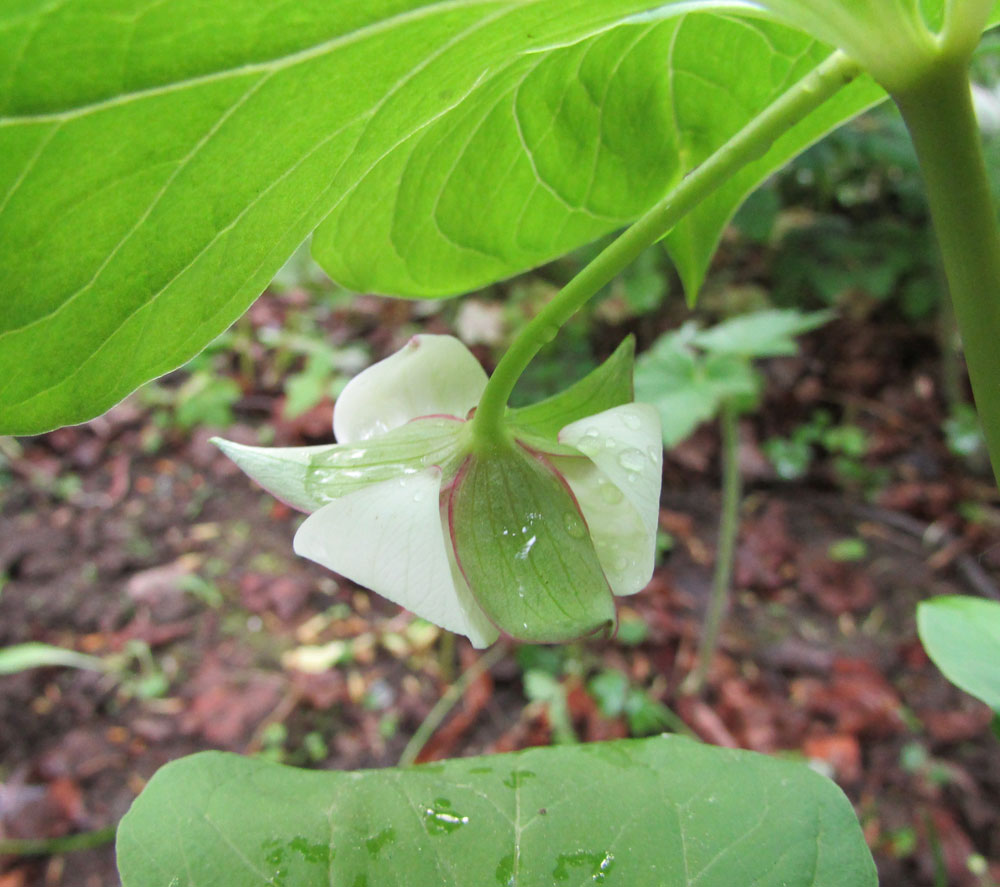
894,57,1000,486
471,51,863,442
936,267,964,414
398,642,508,767
0,824,117,856
686,401,742,696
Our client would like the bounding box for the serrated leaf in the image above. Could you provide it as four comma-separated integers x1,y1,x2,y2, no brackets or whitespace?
213,417,467,512
116,736,877,887
917,595,1000,712
508,336,635,441
449,443,614,642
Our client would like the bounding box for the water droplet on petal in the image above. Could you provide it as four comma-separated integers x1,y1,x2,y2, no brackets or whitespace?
618,448,646,472
647,445,661,463
623,411,641,431
599,483,624,505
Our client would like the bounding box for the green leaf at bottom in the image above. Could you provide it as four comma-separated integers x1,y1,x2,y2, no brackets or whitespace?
117,736,876,887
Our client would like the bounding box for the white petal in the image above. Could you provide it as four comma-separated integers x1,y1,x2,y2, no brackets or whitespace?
554,456,652,597
559,404,663,585
333,335,487,443
292,469,498,648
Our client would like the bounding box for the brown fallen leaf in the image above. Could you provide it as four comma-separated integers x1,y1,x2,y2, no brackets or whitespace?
802,733,862,783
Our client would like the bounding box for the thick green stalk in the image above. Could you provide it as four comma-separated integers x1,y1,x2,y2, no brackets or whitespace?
895,58,1000,486
685,401,742,696
471,52,862,442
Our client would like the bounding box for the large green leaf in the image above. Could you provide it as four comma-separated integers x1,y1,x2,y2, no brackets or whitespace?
917,594,1000,712
0,1,876,434
117,737,876,886
5,1,995,433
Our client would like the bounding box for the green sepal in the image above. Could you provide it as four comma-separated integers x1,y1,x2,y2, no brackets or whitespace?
692,309,833,358
213,417,468,513
448,442,615,643
506,336,635,443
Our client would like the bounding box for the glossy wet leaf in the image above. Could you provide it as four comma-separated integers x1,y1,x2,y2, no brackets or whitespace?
117,735,877,887
917,595,1000,711
6,0,942,434
449,442,614,642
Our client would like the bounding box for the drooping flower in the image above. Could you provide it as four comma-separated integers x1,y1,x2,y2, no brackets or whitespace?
214,334,662,647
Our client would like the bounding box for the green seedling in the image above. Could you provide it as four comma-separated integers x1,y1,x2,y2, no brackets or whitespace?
636,308,831,693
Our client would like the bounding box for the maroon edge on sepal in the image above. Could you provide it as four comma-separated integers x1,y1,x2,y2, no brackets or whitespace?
445,454,472,570
409,414,465,423
449,443,616,644
444,456,509,641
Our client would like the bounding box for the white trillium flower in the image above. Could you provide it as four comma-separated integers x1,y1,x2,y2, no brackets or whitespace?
215,335,662,647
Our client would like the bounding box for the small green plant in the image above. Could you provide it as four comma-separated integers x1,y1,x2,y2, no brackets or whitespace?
142,364,242,432
945,402,991,467
0,640,169,699
636,308,831,692
588,668,687,738
764,407,886,490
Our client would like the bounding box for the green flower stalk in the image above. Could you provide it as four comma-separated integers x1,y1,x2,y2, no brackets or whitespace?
215,335,662,647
